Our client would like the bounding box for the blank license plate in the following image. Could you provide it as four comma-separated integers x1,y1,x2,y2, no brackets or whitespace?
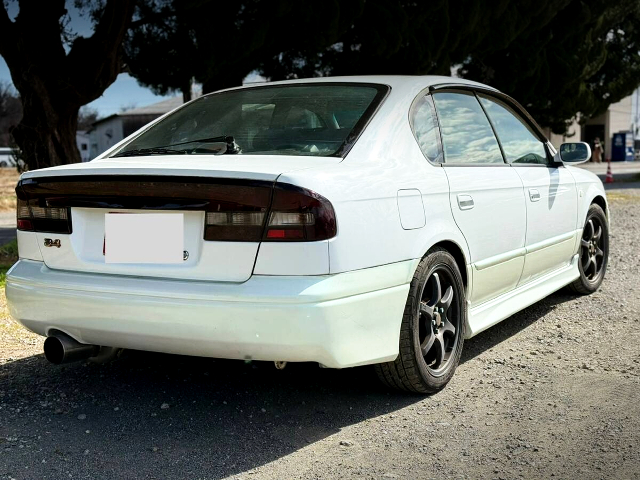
105,213,184,264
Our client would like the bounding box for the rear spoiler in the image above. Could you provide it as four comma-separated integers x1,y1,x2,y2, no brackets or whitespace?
16,175,273,211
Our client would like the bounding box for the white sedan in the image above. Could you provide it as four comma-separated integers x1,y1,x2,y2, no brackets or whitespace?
6,76,608,393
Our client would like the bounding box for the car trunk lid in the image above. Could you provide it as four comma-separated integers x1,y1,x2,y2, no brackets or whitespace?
18,155,339,282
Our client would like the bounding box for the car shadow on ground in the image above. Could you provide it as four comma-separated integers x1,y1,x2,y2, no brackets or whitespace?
0,290,578,479
461,289,579,364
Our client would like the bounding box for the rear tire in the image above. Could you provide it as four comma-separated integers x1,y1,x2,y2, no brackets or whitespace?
375,247,466,394
567,203,608,295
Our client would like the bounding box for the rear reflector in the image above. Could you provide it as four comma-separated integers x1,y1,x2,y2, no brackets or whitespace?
266,229,304,239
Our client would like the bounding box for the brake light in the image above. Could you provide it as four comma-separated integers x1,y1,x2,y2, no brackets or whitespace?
263,184,336,242
17,198,72,234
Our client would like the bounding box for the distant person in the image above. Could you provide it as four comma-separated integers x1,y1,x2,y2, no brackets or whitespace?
592,137,603,163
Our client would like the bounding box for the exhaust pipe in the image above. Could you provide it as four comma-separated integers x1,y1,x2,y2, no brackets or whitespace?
44,332,100,365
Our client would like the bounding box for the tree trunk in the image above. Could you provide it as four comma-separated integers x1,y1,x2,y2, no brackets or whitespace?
11,89,81,170
181,79,192,103
0,0,135,170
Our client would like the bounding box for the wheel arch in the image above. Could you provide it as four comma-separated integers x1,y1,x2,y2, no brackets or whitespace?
427,240,469,290
591,194,608,218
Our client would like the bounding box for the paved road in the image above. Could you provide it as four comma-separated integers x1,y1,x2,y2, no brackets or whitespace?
0,212,15,246
0,188,639,480
578,160,640,182
0,229,15,246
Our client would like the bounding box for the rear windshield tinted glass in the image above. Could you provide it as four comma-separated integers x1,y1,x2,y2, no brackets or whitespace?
112,83,388,158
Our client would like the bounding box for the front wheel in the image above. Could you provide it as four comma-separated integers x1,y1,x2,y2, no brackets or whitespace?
567,203,609,295
375,247,466,393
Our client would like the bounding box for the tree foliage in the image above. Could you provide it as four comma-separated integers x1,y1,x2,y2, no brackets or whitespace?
124,0,364,98
255,0,640,133
258,1,571,78
459,0,640,133
77,106,100,131
2,0,640,170
132,0,640,133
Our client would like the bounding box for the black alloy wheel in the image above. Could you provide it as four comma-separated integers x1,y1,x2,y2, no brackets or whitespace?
418,268,461,376
580,216,605,282
376,247,466,393
568,203,609,295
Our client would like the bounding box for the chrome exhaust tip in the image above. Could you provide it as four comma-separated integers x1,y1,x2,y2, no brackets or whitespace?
44,331,100,365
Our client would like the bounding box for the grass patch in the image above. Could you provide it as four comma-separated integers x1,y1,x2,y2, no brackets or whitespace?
607,191,640,203
0,238,18,258
0,266,10,289
0,240,18,287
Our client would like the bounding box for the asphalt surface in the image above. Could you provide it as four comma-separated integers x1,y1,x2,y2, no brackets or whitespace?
0,213,15,246
1,186,639,480
578,160,640,183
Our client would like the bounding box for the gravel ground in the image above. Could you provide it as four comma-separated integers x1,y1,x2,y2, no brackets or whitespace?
1,186,639,480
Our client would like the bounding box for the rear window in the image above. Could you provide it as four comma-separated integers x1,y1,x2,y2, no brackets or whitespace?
112,83,388,158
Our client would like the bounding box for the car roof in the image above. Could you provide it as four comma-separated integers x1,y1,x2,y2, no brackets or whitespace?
212,75,499,98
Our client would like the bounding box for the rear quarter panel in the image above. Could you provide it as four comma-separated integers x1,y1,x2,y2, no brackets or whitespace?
276,86,470,277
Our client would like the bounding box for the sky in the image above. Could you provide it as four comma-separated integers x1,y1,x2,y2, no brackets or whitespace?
0,2,175,118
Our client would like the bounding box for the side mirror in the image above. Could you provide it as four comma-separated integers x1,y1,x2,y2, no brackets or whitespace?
555,142,592,165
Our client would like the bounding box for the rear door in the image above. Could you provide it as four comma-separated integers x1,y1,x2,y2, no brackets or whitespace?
477,94,578,285
432,90,527,306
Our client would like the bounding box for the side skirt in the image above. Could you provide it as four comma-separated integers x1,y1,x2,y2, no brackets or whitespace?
465,254,580,338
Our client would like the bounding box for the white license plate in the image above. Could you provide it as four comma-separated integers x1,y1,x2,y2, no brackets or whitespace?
104,213,184,264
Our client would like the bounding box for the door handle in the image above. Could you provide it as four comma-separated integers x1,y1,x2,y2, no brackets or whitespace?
457,194,474,210
529,189,541,202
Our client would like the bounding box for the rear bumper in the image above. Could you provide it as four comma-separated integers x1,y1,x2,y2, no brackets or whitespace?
6,259,416,368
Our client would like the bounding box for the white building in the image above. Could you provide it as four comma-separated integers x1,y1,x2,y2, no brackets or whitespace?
88,97,183,160
543,87,640,161
76,130,91,162
582,93,635,160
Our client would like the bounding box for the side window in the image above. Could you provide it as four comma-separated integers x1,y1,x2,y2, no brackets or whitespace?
479,95,548,165
432,91,504,165
410,95,442,163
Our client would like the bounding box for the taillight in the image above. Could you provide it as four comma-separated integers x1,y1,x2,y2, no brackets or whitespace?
15,176,335,241
17,198,72,234
202,183,336,242
263,184,337,242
